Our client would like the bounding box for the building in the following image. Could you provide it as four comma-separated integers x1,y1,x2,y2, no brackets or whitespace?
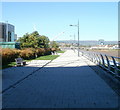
0,22,20,49
0,22,15,42
98,39,104,45
14,34,17,41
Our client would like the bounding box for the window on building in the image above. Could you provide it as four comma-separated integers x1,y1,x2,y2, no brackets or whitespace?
8,31,11,42
2,25,6,42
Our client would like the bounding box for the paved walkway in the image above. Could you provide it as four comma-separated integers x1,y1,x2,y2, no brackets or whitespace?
2,50,119,109
2,60,51,92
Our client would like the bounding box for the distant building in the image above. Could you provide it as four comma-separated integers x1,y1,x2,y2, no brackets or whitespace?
0,22,15,42
90,44,119,50
98,39,104,45
0,22,20,49
14,34,17,41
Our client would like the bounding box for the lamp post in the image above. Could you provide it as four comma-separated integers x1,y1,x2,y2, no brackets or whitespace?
70,20,80,57
74,34,75,52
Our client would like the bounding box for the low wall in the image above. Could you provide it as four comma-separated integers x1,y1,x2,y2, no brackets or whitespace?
0,42,20,49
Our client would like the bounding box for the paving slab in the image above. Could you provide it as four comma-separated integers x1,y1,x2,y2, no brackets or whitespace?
2,60,51,92
2,50,119,109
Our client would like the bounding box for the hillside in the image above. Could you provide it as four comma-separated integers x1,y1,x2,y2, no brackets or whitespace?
57,40,118,46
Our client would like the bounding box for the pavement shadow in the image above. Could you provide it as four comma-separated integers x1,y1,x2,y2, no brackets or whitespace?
2,65,120,109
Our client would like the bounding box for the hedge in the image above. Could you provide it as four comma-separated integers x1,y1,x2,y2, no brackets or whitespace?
2,48,20,65
2,48,53,65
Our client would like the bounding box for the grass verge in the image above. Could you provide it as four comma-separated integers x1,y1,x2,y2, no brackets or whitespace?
57,50,65,53
35,55,59,60
2,62,16,69
1,55,60,69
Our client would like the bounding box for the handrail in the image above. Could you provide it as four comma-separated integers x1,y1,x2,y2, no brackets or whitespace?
80,50,120,77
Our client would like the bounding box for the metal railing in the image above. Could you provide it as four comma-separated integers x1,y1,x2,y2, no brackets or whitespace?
80,50,120,78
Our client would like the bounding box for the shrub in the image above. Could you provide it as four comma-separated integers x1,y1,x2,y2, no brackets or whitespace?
44,48,52,55
1,47,52,66
51,48,56,52
19,48,35,60
35,48,46,57
51,48,61,52
2,48,19,65
35,48,52,57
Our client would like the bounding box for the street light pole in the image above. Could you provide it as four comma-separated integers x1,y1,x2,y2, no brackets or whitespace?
74,34,75,52
69,19,80,57
78,20,80,57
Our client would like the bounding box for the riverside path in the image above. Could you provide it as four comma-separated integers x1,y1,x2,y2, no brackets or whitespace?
2,50,119,109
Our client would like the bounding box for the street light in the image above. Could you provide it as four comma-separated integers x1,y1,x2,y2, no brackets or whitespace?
70,20,80,57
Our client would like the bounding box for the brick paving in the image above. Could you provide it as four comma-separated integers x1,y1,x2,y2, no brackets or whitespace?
2,60,51,92
2,50,119,109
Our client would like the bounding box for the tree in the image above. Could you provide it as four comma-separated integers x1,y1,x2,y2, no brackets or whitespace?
37,35,50,48
50,41,59,49
17,31,50,48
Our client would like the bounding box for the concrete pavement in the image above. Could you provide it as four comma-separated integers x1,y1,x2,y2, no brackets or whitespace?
2,60,51,92
2,50,119,109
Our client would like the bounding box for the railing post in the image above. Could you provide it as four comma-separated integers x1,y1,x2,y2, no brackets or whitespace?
96,54,101,65
93,53,96,63
94,53,99,64
100,54,105,68
90,53,93,62
81,50,120,76
92,53,94,62
111,56,118,76
90,53,93,61
94,53,98,64
88,53,90,60
105,55,110,71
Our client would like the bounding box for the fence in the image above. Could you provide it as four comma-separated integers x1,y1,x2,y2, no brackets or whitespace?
80,50,120,78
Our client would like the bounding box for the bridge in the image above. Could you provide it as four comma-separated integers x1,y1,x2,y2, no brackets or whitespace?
1,49,120,109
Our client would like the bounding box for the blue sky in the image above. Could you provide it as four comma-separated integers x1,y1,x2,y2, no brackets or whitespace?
2,2,118,41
